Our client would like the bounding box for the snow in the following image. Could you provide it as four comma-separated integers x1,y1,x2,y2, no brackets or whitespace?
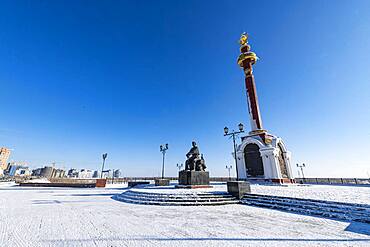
129,182,370,205
130,183,227,194
0,182,369,246
251,183,370,205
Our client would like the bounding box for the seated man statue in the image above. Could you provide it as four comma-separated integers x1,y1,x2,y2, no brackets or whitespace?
185,141,200,171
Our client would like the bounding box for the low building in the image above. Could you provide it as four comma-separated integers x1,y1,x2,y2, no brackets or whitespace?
67,168,79,178
8,164,31,177
32,168,43,176
51,168,65,178
40,166,54,178
78,169,93,178
92,170,100,178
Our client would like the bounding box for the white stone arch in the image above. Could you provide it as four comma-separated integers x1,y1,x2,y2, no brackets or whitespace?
237,137,266,152
236,136,266,180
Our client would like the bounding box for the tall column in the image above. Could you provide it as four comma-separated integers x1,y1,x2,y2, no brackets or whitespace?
237,33,264,134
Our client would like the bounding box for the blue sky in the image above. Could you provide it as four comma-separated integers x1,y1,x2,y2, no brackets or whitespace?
1,0,370,178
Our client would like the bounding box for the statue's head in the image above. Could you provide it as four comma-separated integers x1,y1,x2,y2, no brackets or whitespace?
192,141,197,147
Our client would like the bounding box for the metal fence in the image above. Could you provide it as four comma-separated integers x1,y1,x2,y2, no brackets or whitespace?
295,177,370,185
105,177,238,184
4,175,369,186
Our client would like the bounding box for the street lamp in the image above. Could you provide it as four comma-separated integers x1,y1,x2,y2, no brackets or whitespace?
224,123,244,180
226,165,233,181
100,153,108,178
160,144,169,179
296,163,306,179
176,163,183,171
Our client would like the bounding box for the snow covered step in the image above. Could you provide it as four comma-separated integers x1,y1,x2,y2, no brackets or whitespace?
244,195,370,217
245,195,370,220
243,200,355,221
120,194,237,203
117,196,239,206
126,190,235,198
245,193,370,212
242,194,370,224
115,190,239,206
124,191,234,199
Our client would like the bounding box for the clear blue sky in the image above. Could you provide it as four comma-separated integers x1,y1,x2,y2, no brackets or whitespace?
1,0,370,178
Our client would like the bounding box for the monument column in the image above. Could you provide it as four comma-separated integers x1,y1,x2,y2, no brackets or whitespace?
235,33,294,183
237,33,264,134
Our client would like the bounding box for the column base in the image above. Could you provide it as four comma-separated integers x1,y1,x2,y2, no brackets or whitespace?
227,181,251,199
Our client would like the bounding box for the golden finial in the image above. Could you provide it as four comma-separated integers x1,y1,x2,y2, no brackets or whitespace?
237,32,258,68
239,32,248,46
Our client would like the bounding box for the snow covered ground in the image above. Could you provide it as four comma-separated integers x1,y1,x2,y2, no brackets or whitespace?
251,183,370,205
130,182,370,205
0,182,369,246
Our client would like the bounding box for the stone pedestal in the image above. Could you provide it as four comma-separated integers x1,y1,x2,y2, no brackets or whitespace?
227,181,251,199
155,178,170,186
178,170,209,186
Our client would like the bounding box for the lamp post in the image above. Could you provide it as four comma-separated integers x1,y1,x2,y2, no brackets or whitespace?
224,123,244,180
226,165,233,181
176,163,183,171
160,144,169,179
100,153,108,178
296,163,306,179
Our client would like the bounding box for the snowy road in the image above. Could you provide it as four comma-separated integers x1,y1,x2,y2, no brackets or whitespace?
0,182,369,247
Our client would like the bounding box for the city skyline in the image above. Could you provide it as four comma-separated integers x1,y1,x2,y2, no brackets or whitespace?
1,1,370,178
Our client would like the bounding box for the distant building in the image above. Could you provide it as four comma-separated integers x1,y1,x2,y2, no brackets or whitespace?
67,168,79,178
15,167,31,176
32,168,43,176
8,164,31,177
40,166,54,178
0,147,11,170
8,165,17,176
78,169,93,178
92,170,100,178
113,169,121,178
37,166,65,178
51,168,65,178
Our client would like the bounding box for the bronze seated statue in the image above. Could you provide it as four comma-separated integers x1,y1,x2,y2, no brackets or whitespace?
185,141,206,172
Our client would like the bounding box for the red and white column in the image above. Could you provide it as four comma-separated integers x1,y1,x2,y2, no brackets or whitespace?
237,34,264,134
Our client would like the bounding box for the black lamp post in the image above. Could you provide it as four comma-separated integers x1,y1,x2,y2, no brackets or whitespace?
224,123,244,180
160,144,169,179
100,153,108,178
176,163,183,171
296,163,306,179
226,165,233,181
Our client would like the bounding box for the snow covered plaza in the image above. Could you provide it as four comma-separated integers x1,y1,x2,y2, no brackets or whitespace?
2,1,370,247
1,182,370,247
